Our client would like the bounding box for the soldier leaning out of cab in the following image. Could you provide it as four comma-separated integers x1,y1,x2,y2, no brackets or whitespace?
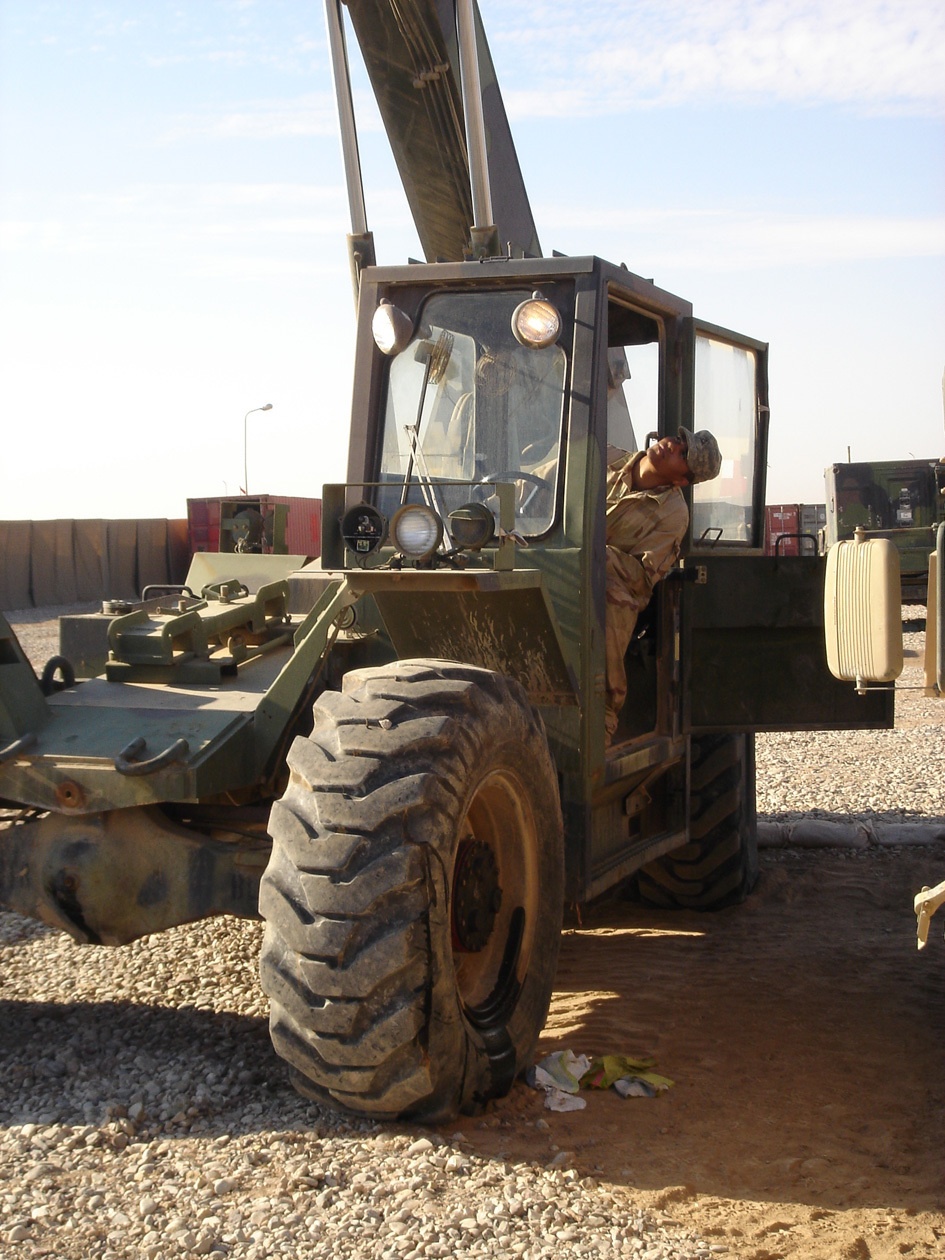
605,429,722,746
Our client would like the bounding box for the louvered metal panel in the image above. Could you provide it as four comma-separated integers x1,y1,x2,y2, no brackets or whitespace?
824,537,902,684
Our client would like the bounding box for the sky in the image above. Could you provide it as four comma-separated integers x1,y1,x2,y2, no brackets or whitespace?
1,0,943,521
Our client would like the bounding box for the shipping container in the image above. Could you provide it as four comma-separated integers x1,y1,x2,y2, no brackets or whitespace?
187,495,322,559
764,504,825,557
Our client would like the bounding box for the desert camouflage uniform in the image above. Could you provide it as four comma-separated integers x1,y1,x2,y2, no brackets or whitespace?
605,448,688,741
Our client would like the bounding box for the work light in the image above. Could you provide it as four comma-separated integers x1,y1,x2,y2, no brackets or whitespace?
372,300,415,355
390,504,443,559
511,292,560,349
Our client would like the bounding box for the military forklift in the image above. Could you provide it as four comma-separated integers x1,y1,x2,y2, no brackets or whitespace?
0,0,892,1121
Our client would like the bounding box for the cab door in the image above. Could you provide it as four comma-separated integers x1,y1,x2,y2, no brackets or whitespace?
683,319,892,732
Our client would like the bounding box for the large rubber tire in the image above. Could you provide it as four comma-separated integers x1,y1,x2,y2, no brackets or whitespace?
636,733,758,910
258,659,565,1122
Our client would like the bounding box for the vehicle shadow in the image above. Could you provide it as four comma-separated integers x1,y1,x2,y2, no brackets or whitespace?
475,847,945,1219
2,845,944,1226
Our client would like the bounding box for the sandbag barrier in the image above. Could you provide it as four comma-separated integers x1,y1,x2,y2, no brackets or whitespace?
0,519,190,610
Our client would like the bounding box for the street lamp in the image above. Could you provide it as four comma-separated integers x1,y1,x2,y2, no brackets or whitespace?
243,403,273,495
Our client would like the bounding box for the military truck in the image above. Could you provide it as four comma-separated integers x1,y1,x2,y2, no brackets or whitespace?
824,458,945,602
0,0,891,1122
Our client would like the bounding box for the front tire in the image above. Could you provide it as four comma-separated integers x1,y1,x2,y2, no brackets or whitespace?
258,659,564,1122
636,733,758,910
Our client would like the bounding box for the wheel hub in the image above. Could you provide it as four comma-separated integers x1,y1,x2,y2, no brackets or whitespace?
452,838,503,952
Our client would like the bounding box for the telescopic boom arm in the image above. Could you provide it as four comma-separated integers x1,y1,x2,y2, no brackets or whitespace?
325,0,541,274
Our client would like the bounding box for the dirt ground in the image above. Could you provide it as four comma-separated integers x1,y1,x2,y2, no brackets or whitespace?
4,608,944,1258
447,843,945,1259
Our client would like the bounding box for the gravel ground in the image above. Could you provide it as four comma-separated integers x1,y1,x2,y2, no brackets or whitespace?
4,905,694,1260
755,611,945,826
1,604,941,1260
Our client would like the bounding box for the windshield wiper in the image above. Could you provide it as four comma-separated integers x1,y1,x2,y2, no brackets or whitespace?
398,331,457,550
401,329,453,504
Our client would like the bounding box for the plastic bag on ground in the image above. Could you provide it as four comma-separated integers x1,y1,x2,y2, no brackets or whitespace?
524,1049,591,1095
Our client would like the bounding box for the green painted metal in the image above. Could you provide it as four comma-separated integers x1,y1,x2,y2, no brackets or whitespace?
825,459,945,602
327,256,895,902
0,806,268,945
0,577,350,815
0,612,50,750
687,554,893,731
343,0,540,262
0,2,898,948
0,252,897,923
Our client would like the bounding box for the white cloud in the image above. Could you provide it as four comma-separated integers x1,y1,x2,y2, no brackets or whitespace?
5,178,940,278
158,93,344,143
0,179,422,286
488,0,945,117
544,207,945,269
156,87,387,145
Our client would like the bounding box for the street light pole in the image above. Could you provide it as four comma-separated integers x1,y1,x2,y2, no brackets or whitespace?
243,403,273,494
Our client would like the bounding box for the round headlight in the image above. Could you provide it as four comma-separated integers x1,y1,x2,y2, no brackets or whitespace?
340,502,387,558
511,293,561,349
448,502,495,551
372,300,415,355
391,504,443,558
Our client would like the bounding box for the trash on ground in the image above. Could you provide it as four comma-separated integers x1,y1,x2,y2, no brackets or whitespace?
545,1088,587,1111
526,1049,673,1108
581,1053,674,1095
525,1049,591,1094
614,1077,659,1098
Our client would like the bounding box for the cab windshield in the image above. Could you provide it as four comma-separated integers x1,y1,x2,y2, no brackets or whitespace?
377,290,568,536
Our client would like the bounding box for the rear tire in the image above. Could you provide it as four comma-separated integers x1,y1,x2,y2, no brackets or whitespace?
258,659,564,1122
636,733,758,910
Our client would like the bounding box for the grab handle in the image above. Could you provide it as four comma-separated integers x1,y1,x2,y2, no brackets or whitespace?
115,736,190,776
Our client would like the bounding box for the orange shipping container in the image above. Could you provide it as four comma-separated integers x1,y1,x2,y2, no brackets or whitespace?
187,495,321,558
764,504,824,557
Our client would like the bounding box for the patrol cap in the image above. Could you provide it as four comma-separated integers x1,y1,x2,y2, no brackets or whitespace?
678,427,722,484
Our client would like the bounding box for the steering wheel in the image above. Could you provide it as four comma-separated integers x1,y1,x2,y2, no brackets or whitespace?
475,470,551,515
479,470,547,490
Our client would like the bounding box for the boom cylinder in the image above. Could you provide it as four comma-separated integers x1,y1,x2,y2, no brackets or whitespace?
455,0,499,256
324,0,376,296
